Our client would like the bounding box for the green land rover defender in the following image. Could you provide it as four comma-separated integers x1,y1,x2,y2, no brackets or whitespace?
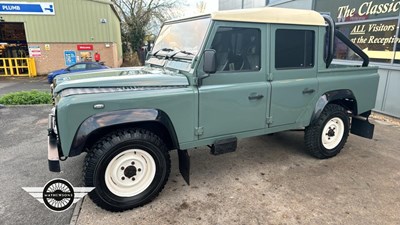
47,7,379,211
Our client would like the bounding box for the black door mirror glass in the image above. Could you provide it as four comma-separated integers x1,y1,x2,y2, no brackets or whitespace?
203,49,216,74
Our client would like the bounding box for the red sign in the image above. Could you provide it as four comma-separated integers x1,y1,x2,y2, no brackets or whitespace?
77,44,93,51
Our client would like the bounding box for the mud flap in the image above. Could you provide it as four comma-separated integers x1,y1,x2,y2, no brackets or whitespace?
177,149,190,185
351,111,374,139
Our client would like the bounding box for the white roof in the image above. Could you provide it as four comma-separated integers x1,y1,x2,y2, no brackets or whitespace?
211,7,325,26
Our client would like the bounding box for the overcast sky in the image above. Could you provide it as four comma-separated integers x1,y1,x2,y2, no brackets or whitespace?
184,0,219,15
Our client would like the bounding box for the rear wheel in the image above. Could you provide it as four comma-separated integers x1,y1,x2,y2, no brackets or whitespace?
84,129,170,212
304,104,350,159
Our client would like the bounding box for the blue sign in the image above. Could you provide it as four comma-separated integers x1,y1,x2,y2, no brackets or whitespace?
0,2,55,15
64,51,76,67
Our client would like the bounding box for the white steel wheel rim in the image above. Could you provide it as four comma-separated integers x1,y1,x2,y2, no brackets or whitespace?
321,117,345,150
105,149,156,197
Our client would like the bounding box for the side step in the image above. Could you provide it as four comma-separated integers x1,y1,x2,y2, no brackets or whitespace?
210,137,237,155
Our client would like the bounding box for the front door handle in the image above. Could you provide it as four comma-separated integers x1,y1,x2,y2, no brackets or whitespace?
248,94,264,100
302,88,315,94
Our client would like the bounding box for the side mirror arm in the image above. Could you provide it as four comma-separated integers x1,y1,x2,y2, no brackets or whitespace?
197,73,210,86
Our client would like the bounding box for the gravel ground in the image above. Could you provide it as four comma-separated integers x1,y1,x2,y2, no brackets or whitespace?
77,118,400,225
371,112,400,127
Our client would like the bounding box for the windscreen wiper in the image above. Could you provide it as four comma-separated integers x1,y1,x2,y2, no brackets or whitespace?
152,48,174,56
167,50,194,59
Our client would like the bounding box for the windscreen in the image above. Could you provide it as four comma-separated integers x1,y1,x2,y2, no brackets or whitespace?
152,18,211,56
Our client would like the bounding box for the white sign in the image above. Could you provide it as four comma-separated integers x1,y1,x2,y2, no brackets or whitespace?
28,46,41,57
0,2,55,15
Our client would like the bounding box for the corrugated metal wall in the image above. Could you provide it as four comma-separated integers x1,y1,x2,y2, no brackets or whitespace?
1,0,121,43
110,6,123,61
375,69,400,118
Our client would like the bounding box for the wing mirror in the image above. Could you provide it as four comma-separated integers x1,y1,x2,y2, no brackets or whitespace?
198,49,216,86
203,49,217,74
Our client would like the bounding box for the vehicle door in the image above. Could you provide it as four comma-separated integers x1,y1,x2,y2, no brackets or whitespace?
269,25,319,127
198,22,270,138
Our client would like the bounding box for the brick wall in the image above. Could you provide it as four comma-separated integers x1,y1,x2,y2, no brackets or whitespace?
28,43,122,75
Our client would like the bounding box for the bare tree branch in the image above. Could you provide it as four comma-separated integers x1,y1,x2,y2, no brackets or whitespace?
196,1,207,13
112,0,183,61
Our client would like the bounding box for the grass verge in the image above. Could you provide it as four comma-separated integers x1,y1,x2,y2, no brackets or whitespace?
0,90,51,105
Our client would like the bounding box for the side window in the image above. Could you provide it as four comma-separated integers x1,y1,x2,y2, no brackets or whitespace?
211,27,261,72
275,29,315,69
88,63,102,69
69,64,86,71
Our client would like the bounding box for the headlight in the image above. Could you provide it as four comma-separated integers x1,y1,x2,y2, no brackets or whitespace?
49,107,58,135
57,77,70,82
54,93,61,105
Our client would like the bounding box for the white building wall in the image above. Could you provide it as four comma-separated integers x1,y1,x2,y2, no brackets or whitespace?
219,0,312,10
219,0,267,10
268,0,312,9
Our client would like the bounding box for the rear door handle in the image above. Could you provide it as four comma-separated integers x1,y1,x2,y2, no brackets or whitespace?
302,88,315,94
248,94,264,100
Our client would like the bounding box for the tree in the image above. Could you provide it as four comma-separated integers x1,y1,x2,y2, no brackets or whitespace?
112,0,183,59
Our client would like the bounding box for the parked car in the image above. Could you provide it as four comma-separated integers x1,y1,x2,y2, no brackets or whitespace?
47,62,109,83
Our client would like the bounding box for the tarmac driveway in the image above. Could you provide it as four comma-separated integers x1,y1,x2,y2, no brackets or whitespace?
0,77,49,96
0,106,84,225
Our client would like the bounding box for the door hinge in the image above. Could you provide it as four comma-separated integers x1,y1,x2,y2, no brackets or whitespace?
195,127,204,136
267,73,273,81
266,116,273,125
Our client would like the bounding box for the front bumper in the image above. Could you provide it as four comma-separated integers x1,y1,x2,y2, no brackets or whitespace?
48,108,61,172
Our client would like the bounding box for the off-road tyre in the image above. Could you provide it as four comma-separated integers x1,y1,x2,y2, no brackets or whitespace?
304,104,350,159
83,128,171,212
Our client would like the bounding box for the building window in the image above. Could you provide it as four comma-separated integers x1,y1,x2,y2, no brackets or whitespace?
314,0,400,65
335,20,398,64
211,27,261,71
275,29,315,69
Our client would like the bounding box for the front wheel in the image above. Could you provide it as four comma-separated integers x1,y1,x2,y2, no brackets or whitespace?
84,129,171,212
304,104,350,159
